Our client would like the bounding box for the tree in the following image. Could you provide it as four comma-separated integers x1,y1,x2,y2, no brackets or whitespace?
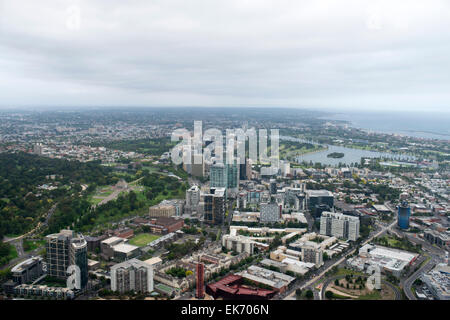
305,290,314,299
325,291,334,299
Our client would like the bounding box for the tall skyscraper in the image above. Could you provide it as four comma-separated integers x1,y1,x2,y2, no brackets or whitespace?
239,157,247,180
203,187,226,224
33,143,43,155
191,153,204,177
196,262,205,299
111,258,154,294
210,163,227,188
397,193,411,229
45,229,88,289
226,161,239,192
186,185,200,212
269,179,277,195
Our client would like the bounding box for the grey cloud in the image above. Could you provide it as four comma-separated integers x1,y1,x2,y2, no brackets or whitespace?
0,0,449,111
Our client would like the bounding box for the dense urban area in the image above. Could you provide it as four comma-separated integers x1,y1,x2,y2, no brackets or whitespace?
0,108,448,301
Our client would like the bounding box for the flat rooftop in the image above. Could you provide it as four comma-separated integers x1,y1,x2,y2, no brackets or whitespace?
144,257,163,266
101,236,124,245
113,243,139,253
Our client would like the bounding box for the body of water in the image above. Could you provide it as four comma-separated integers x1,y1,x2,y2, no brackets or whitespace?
281,135,415,166
320,111,450,141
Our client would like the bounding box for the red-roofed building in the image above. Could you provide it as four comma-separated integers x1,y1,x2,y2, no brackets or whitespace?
206,275,276,300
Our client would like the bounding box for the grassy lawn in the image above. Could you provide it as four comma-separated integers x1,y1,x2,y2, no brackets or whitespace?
9,245,18,260
129,233,160,247
89,197,104,205
87,186,115,205
357,290,382,300
0,244,18,266
334,268,365,277
330,292,353,299
23,239,45,252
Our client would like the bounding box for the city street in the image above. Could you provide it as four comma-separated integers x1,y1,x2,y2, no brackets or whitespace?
283,217,398,300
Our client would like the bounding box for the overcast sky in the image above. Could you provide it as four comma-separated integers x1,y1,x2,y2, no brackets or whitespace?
0,0,449,112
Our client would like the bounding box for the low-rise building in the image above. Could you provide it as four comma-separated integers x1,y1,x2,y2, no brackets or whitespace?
421,264,450,300
145,217,184,234
101,236,126,259
423,229,450,248
11,256,44,285
206,274,277,300
238,265,295,293
112,243,140,261
149,201,177,218
347,244,418,277
143,257,163,268
13,284,75,300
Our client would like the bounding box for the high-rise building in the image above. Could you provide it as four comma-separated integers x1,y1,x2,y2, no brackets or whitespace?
210,163,227,188
33,143,43,155
196,262,205,299
226,161,239,192
191,153,204,177
203,187,226,224
397,193,411,230
269,179,277,195
239,157,247,180
111,258,154,294
45,230,88,289
300,243,324,268
246,159,252,180
186,185,200,212
320,212,360,241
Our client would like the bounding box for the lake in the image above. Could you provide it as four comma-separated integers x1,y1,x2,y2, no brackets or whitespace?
281,136,415,166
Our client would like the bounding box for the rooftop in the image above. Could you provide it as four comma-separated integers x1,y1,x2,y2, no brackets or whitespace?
112,243,139,253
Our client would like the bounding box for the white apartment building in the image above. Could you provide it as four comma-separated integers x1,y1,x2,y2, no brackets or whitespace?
222,234,255,254
186,185,200,210
320,211,360,241
111,258,154,294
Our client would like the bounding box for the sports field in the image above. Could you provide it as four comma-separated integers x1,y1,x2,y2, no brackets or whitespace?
128,233,160,247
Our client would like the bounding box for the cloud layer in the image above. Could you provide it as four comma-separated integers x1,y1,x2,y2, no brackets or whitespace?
0,0,449,111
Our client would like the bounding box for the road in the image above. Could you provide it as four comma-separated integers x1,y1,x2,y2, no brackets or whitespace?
403,255,436,300
1,204,57,270
3,203,58,244
1,241,45,271
283,217,398,300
